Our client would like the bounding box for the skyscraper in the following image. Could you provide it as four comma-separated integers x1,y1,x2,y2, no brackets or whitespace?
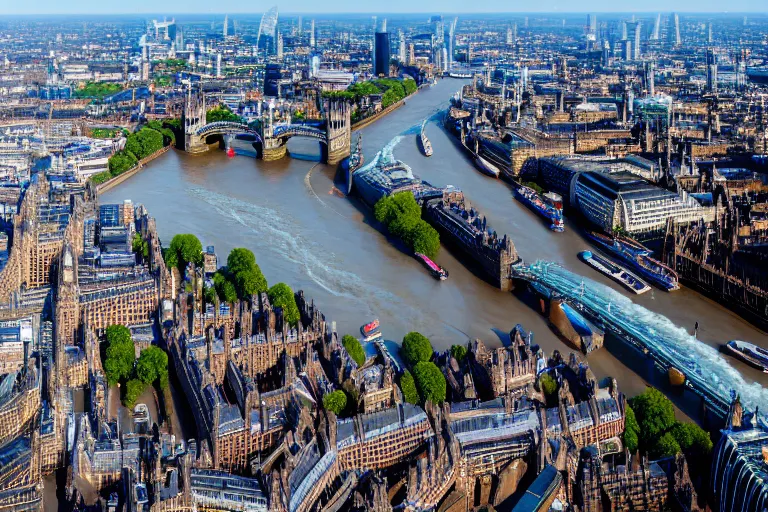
277,32,283,60
633,22,641,60
257,6,279,55
587,14,597,36
298,16,302,37
706,48,718,93
651,13,661,40
223,15,228,38
398,31,406,63
673,13,681,46
310,19,315,48
374,20,390,77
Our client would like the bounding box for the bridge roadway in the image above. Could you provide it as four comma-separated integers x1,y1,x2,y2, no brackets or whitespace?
194,121,327,144
514,260,768,429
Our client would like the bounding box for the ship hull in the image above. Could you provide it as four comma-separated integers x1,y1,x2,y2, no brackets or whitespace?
723,341,768,373
514,187,564,232
578,251,651,294
587,233,679,291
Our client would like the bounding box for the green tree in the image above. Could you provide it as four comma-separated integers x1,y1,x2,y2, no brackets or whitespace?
670,421,713,456
268,283,300,326
103,325,135,386
629,387,677,452
401,331,434,366
219,280,238,303
539,372,558,397
413,361,446,404
450,344,467,363
235,267,268,299
409,220,440,259
136,346,169,387
623,404,640,454
649,432,681,459
206,105,242,123
373,193,440,258
403,78,417,95
227,248,258,276
165,234,203,272
323,390,348,415
132,233,149,261
123,379,146,408
399,370,420,404
342,334,366,366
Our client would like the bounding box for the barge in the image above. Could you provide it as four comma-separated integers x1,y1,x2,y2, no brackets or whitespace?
514,185,564,232
361,319,382,342
587,232,679,291
578,250,651,294
424,189,520,291
414,252,448,280
474,154,501,178
723,340,768,373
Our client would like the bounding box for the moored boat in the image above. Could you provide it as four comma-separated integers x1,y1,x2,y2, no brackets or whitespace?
361,319,382,342
514,185,565,232
578,250,651,294
586,232,679,291
723,340,768,373
414,252,448,280
474,154,500,178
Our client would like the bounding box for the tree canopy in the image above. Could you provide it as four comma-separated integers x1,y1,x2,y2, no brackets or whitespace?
123,379,146,409
268,283,300,327
164,234,203,272
413,361,446,404
374,192,440,259
323,390,348,416
206,105,242,123
223,248,268,300
623,404,640,454
399,370,420,404
629,387,676,451
401,331,434,366
136,346,169,388
449,344,467,363
103,325,135,387
342,334,366,366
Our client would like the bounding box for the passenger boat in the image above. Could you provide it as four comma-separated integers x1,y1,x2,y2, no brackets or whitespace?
226,147,235,158
474,154,501,178
361,319,382,342
514,185,565,232
723,340,768,373
414,252,448,280
578,250,651,294
420,132,433,157
586,232,679,291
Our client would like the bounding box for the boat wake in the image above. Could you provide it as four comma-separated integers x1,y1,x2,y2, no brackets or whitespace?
523,260,768,426
187,187,424,326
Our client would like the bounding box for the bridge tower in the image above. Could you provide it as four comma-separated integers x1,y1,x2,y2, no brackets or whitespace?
323,98,351,166
182,82,209,153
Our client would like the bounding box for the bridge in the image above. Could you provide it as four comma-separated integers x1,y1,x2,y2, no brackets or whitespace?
181,83,351,165
512,260,768,429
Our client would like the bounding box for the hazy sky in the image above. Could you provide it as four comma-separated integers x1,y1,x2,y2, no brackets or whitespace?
4,0,767,15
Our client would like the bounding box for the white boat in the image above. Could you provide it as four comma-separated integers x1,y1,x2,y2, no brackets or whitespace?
474,154,500,178
578,250,651,294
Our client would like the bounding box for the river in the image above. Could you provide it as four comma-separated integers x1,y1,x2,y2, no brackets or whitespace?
103,77,767,417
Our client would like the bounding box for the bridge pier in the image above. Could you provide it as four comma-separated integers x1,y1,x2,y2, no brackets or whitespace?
324,99,351,166
261,138,287,161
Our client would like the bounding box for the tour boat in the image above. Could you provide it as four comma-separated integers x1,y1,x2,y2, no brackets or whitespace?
578,250,651,294
361,319,382,342
723,340,768,373
226,147,235,158
474,154,501,178
514,185,565,232
420,132,433,157
586,232,679,291
414,252,448,280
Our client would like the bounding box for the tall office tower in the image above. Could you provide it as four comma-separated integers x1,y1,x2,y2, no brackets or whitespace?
673,13,681,46
175,25,184,49
448,17,457,69
706,48,718,93
633,22,641,60
512,23,517,43
277,32,283,60
223,15,228,38
374,21,390,77
623,40,632,61
507,27,513,44
646,62,655,96
257,6,278,55
621,21,628,40
310,20,315,47
651,13,661,40
216,53,222,78
707,22,713,43
399,31,406,63
587,14,597,35
298,15,302,36
408,43,415,65
524,17,528,28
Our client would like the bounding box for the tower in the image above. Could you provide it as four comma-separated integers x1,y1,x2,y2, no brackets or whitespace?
223,15,228,38
651,13,661,40
277,32,284,60
310,19,315,48
633,22,641,60
398,31,406,63
706,48,718,94
323,98,351,166
673,13,681,46
374,21,390,77
182,82,208,153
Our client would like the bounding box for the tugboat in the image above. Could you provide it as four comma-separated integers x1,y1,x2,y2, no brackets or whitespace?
586,232,679,291
723,340,768,373
578,250,651,294
514,185,565,232
361,319,382,342
414,252,448,280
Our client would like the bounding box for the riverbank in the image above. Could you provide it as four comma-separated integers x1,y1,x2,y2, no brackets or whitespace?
350,82,431,132
95,145,172,194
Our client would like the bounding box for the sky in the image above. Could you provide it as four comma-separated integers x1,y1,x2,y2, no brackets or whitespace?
4,0,768,15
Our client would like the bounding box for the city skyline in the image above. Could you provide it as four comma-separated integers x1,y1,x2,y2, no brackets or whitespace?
4,0,768,15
